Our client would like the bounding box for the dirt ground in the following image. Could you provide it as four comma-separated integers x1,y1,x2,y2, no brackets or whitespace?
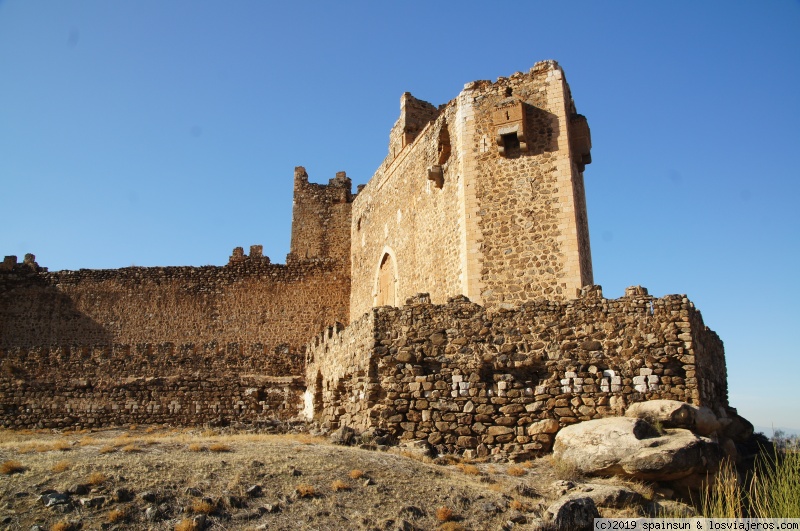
0,427,655,530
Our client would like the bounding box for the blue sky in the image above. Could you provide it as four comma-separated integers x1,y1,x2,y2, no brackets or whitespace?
1,1,798,431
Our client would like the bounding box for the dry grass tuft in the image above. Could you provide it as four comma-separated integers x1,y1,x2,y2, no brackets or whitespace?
295,483,316,498
87,471,108,485
209,442,231,453
106,508,127,523
174,519,197,531
188,443,205,452
436,505,454,522
348,469,364,479
456,463,480,475
549,455,582,481
331,479,350,491
507,466,526,477
438,523,466,531
79,437,99,447
50,521,73,531
1,459,26,475
121,443,141,453
52,440,71,452
51,460,71,473
191,499,215,514
98,445,116,455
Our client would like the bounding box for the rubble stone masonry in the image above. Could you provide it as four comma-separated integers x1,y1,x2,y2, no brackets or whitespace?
305,287,728,460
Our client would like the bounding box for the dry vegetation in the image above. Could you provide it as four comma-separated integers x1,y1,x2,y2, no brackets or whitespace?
0,426,727,529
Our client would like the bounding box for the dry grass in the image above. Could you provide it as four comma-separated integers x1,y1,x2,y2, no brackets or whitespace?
98,445,115,455
106,508,126,523
295,483,316,498
121,443,141,453
349,469,365,479
549,454,582,481
50,521,72,531
87,471,107,485
510,498,532,512
1,459,26,475
438,523,466,531
331,479,350,491
436,505,454,522
507,466,526,477
456,463,480,475
51,460,71,473
79,437,99,447
174,519,197,531
208,442,231,452
191,499,215,514
188,443,205,452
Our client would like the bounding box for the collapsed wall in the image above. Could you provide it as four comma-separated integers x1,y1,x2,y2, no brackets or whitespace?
305,286,729,460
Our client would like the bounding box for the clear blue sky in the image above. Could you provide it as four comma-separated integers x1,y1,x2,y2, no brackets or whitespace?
1,1,798,431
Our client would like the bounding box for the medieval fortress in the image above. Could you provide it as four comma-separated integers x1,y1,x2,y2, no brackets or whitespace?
0,61,735,459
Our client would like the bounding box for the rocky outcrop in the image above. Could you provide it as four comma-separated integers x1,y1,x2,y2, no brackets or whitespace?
552,417,721,482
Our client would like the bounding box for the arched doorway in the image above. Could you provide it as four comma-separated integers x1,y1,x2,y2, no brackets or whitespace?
375,252,397,307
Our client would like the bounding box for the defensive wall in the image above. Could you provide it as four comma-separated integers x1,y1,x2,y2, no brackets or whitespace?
305,286,729,460
0,169,354,429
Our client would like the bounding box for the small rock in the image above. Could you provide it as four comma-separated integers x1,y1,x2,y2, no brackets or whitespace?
140,491,157,503
144,506,159,521
79,496,106,508
330,425,355,445
480,501,502,514
115,488,134,502
246,485,263,497
363,478,374,487
263,503,281,513
514,483,539,498
185,487,202,497
509,512,527,524
547,496,599,531
1,516,12,525
226,495,245,508
39,492,69,507
69,484,90,496
192,514,207,529
290,468,302,476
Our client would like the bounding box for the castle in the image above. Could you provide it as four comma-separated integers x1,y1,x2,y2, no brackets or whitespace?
0,61,734,459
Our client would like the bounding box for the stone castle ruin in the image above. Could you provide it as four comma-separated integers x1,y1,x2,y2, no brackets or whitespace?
0,61,744,460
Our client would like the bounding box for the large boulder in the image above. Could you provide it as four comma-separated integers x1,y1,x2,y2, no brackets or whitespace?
552,417,720,482
625,400,721,436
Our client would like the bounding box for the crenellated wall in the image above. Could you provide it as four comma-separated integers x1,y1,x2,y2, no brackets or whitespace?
305,287,730,460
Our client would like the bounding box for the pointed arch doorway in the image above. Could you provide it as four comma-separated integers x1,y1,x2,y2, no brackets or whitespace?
374,250,398,307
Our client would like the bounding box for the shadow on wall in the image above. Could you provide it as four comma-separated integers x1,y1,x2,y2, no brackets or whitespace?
0,273,113,347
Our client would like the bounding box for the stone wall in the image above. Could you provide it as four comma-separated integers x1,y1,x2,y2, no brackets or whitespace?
1,343,304,429
289,167,354,264
349,60,594,319
305,287,729,460
0,254,349,350
350,100,464,318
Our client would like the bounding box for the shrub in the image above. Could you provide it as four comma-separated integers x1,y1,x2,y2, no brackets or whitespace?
209,442,231,452
174,519,197,531
1,460,26,475
51,460,71,473
295,483,316,498
331,479,350,491
507,466,526,477
87,471,107,485
456,463,480,475
191,499,215,514
107,508,127,523
436,506,454,522
349,469,364,479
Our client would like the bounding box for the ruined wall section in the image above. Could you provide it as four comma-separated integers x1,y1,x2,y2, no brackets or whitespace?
350,99,465,319
0,256,349,349
0,343,304,429
307,289,729,460
288,167,354,264
464,60,593,308
303,312,378,431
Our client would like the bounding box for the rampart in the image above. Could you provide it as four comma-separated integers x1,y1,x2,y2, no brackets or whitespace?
305,286,728,460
